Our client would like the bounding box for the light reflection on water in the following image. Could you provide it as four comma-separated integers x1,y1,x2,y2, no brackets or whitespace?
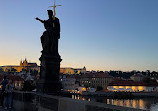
72,95,158,110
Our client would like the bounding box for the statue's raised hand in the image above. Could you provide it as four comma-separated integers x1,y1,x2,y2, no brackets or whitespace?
35,17,40,20
35,17,44,23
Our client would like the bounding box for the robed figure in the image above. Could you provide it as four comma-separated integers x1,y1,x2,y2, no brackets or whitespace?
36,10,60,56
36,10,62,94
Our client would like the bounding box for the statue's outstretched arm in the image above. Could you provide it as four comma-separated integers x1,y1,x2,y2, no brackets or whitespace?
35,17,44,23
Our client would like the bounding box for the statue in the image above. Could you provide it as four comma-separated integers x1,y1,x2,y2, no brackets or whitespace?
36,10,62,94
36,10,60,56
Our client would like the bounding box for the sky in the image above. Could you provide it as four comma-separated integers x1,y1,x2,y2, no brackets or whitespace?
0,0,158,71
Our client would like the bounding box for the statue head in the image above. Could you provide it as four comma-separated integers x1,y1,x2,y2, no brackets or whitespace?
47,10,53,18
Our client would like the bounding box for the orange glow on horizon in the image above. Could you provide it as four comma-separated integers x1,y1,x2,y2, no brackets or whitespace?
1,58,158,72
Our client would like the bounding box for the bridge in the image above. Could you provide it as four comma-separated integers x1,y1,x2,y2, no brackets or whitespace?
10,91,148,111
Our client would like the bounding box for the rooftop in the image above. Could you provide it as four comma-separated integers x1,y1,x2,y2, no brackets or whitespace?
81,72,112,78
131,73,146,77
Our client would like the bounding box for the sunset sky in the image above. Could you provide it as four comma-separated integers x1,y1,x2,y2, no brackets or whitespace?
0,0,158,71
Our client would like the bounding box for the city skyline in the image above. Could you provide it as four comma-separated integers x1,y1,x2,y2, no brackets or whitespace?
0,0,158,71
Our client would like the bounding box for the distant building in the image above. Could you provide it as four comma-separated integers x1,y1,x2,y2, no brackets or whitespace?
1,59,86,75
60,68,74,74
108,80,158,92
61,75,79,91
130,73,146,82
60,66,86,74
60,74,87,94
80,72,113,90
1,58,40,72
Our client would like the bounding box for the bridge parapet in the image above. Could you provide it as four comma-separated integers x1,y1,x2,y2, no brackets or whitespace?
12,91,149,111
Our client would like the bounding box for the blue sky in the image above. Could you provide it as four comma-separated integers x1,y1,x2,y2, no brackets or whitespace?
0,0,158,71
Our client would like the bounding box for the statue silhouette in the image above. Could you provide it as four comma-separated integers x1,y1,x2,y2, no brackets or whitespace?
36,10,62,94
36,10,60,56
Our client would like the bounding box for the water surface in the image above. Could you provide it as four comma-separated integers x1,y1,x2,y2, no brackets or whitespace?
72,95,158,111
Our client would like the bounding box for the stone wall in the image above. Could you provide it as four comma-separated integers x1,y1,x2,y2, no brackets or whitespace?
13,91,149,111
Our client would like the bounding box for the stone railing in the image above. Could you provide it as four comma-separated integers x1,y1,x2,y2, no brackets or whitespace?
12,91,149,111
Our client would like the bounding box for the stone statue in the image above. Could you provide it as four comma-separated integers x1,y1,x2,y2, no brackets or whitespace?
36,10,62,94
36,10,60,56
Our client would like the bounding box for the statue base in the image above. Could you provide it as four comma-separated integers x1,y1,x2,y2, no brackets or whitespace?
37,54,62,95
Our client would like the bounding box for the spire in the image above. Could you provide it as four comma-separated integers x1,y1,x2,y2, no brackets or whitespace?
20,59,23,67
23,58,28,67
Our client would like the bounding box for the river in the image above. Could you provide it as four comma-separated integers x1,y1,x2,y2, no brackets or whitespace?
72,95,158,111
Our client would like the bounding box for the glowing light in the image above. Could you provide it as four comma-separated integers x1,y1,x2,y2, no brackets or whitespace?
77,96,80,100
110,86,148,92
119,86,126,89
126,100,130,107
82,88,86,91
139,99,145,109
132,86,138,91
113,100,118,106
113,86,119,89
15,82,17,87
82,98,86,100
19,82,21,87
119,100,123,106
132,100,138,108
107,99,110,104
72,95,74,99
125,86,132,89
138,86,145,91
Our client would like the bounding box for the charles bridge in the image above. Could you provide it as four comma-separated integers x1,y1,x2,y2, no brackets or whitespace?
0,91,148,111
0,3,150,111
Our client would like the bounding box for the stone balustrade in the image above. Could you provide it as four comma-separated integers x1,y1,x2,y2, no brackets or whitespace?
12,91,149,111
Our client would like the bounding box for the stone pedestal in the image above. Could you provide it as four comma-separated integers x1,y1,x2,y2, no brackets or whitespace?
36,10,62,95
37,55,62,95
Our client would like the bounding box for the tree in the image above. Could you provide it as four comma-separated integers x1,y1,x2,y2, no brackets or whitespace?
11,68,17,73
6,69,11,74
0,67,3,72
21,68,27,73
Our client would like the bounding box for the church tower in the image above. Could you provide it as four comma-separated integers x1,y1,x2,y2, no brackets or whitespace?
20,60,23,67
23,58,28,67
